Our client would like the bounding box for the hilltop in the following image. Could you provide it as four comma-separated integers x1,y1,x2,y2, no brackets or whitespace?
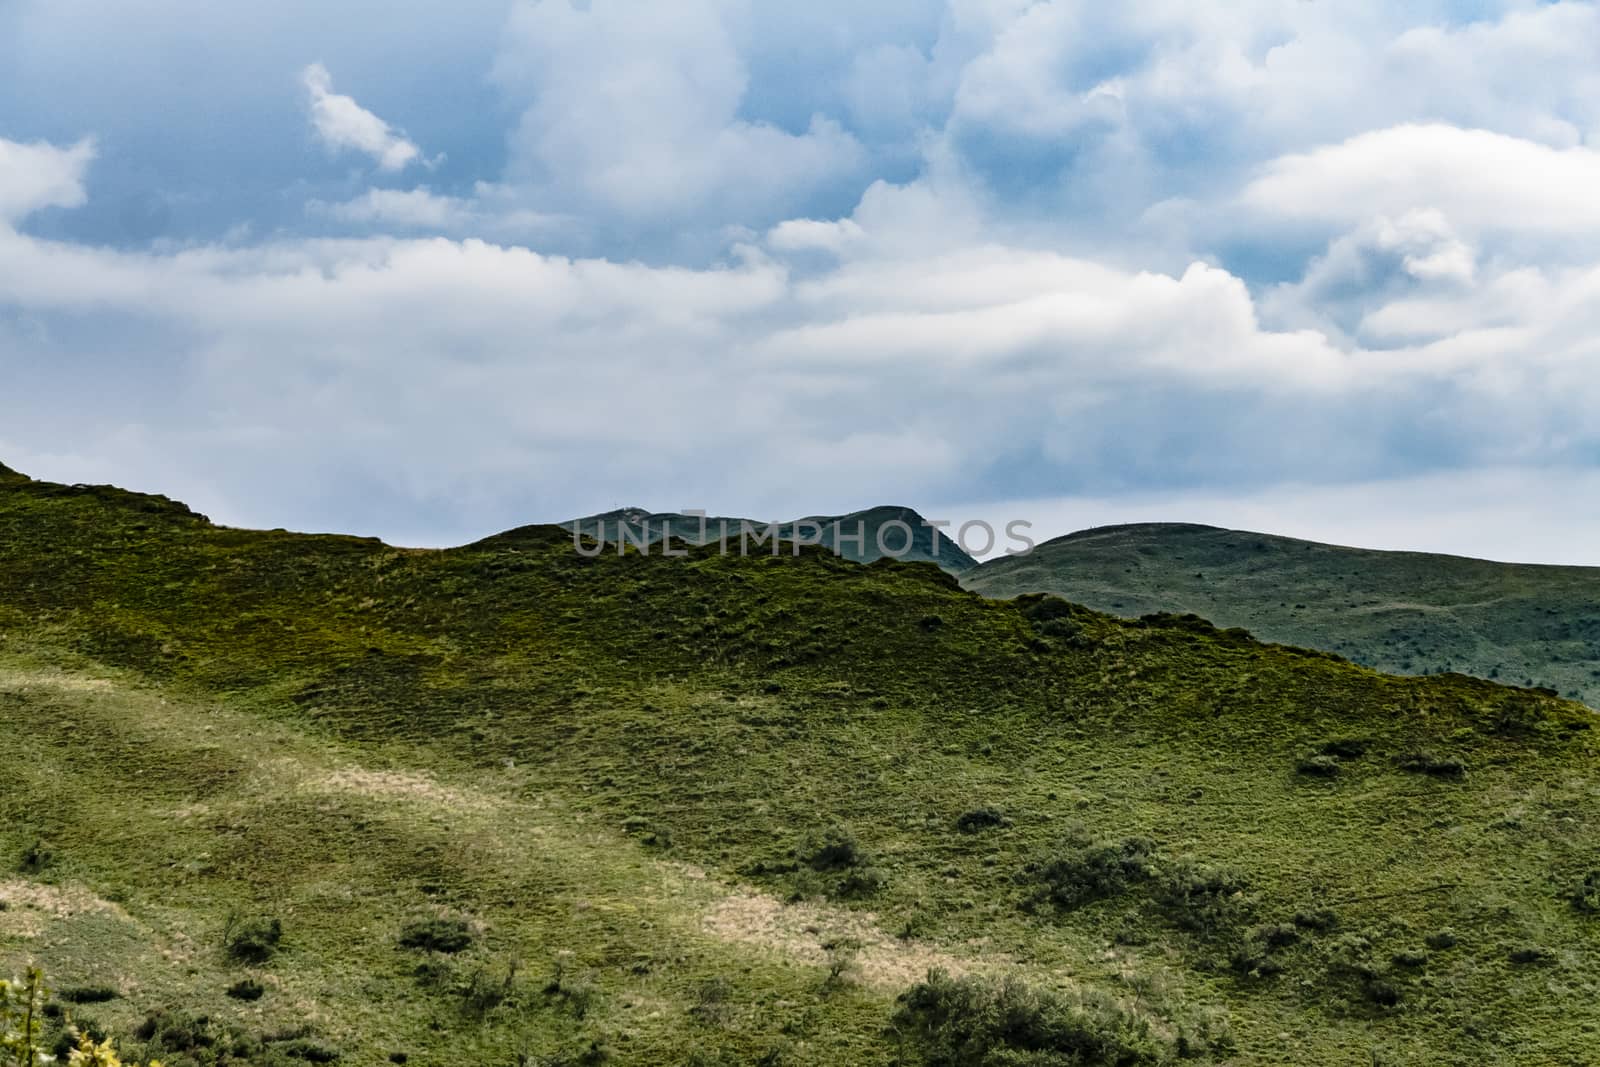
562,504,978,573
2,466,1599,1065
963,523,1600,708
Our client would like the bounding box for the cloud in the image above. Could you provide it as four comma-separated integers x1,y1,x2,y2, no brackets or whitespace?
1243,125,1600,234
491,0,867,247
302,63,429,172
0,137,95,224
309,185,563,239
5,135,1598,546
12,3,1600,559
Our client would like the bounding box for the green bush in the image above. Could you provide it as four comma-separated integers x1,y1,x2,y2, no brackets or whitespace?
398,918,474,954
956,808,1010,833
890,969,1165,1066
225,916,283,964
1397,751,1466,778
834,865,889,899
59,985,119,1004
802,826,866,871
17,841,53,875
1029,838,1156,910
1294,755,1340,778
1157,860,1248,935
1292,910,1338,933
1573,871,1600,915
226,978,266,1002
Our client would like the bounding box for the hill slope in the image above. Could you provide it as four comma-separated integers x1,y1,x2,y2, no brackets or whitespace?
562,505,978,573
2,469,1598,1065
965,522,1600,707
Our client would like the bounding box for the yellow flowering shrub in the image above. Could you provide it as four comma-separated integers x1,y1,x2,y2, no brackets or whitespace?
1,970,157,1067
1,968,47,1067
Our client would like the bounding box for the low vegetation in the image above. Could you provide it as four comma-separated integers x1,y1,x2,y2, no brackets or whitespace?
2,466,1599,1063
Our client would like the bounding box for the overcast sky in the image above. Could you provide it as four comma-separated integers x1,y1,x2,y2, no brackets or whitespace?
5,1,1600,562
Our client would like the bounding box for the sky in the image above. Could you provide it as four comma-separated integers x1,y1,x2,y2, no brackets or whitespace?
5,0,1600,562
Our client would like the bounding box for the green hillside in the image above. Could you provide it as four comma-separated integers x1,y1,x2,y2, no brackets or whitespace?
3,470,1599,1065
563,506,978,574
965,523,1600,708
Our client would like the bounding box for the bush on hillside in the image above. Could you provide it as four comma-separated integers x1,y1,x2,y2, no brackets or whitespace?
1317,739,1368,759
59,985,119,1004
1294,755,1340,778
801,826,866,871
225,916,283,964
1397,751,1466,778
1573,871,1600,915
955,808,1010,833
398,917,474,954
1157,860,1249,935
226,978,266,1002
1028,838,1157,911
890,969,1165,1066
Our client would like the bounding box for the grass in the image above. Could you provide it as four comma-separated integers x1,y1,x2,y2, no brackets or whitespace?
0,468,1598,1063
964,521,1600,707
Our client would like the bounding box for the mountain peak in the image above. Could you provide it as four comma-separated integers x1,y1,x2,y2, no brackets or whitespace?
562,504,979,573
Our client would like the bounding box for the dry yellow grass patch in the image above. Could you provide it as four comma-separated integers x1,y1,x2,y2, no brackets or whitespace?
703,887,999,989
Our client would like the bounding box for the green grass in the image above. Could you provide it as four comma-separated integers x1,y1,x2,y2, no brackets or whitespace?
1,469,1599,1064
965,522,1600,707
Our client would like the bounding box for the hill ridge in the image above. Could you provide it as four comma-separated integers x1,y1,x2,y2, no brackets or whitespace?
966,520,1600,706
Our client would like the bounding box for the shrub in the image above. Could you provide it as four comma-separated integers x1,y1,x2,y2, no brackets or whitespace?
17,841,53,875
956,808,1010,833
822,937,863,991
226,978,266,1002
280,1039,342,1062
1390,950,1428,969
1318,738,1368,759
463,959,520,1021
1294,755,1340,778
1157,860,1248,935
1398,751,1466,778
1258,923,1300,949
834,865,889,899
1573,871,1600,915
802,827,866,871
225,916,282,964
1,968,48,1067
1030,838,1156,911
59,985,119,1004
890,969,1165,1066
689,977,733,1026
1424,930,1459,950
398,918,474,954
1292,909,1338,933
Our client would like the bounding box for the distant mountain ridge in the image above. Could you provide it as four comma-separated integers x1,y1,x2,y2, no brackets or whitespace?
562,504,979,573
963,521,1600,707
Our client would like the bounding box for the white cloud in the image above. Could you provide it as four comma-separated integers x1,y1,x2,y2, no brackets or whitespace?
1244,124,1600,234
302,63,428,172
0,137,95,225
7,138,1600,542
491,0,866,238
310,185,562,238
15,4,1600,557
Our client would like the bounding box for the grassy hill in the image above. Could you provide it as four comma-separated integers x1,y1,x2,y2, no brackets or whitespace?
2,469,1599,1065
562,506,978,574
965,523,1600,708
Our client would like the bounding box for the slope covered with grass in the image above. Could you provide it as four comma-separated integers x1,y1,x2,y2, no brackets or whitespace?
965,522,1600,708
2,470,1599,1065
